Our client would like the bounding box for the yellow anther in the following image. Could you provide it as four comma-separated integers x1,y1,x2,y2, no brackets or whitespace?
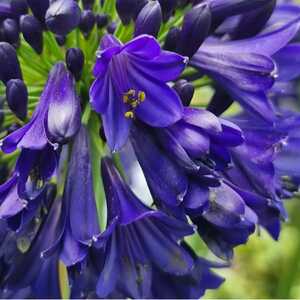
122,89,146,119
124,111,134,119
131,100,138,108
123,94,129,103
138,91,146,102
128,89,135,96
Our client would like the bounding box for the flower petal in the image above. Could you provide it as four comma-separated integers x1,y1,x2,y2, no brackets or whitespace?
102,78,132,151
128,68,183,127
123,34,161,59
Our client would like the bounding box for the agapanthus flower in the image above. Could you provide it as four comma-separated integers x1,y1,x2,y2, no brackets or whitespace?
130,107,244,207
61,126,101,267
0,0,299,298
90,33,187,151
1,62,81,153
97,157,195,298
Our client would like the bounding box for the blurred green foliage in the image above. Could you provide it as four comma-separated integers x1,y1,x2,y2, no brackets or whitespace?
202,196,300,299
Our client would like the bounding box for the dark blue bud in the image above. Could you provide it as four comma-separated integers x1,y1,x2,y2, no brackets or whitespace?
0,42,22,84
10,0,28,16
0,1,14,19
135,0,148,18
177,3,211,58
116,0,133,25
27,0,50,23
163,26,180,51
45,0,81,36
207,86,233,116
173,79,194,106
79,10,96,37
55,34,66,46
82,0,95,9
116,0,146,24
158,0,177,22
66,48,85,81
107,21,116,34
116,0,147,24
134,0,162,37
231,0,276,39
20,14,43,54
1,18,20,46
6,79,28,120
96,13,109,28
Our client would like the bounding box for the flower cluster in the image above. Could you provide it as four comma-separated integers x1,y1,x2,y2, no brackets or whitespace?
0,0,299,298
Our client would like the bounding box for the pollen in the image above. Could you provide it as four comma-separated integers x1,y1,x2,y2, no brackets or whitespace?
123,89,146,119
125,111,135,119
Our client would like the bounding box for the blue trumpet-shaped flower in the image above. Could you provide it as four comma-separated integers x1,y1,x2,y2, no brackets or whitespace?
96,157,195,298
90,34,187,151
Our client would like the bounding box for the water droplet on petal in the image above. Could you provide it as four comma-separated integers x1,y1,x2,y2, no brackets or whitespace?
183,56,189,64
52,143,59,150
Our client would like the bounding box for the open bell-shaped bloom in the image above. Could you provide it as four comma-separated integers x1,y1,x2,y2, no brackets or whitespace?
90,34,187,151
96,157,195,298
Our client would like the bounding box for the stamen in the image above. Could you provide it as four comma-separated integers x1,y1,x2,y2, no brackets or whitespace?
122,89,146,119
125,111,134,119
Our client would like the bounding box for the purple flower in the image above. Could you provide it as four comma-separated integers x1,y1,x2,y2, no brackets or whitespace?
61,126,101,267
90,34,187,151
151,242,225,298
0,146,58,228
223,115,289,239
3,191,65,297
190,17,300,122
190,182,257,260
1,62,81,153
130,107,243,207
96,157,194,298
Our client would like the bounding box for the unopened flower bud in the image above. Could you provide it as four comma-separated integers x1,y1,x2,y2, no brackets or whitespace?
134,0,162,37
20,14,43,54
177,3,211,58
45,0,81,36
0,42,22,84
158,0,177,22
207,86,233,116
79,10,96,36
10,0,28,16
66,48,85,81
27,0,50,23
163,26,180,51
55,35,66,46
107,21,117,34
173,79,195,106
6,79,28,120
96,13,109,28
1,18,20,46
